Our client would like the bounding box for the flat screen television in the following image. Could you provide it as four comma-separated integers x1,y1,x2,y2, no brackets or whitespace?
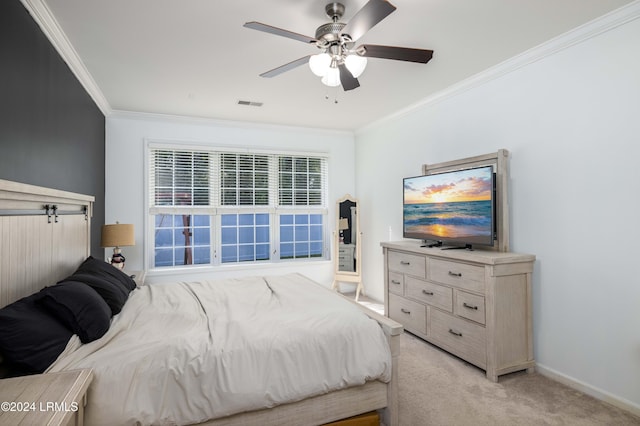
403,165,496,249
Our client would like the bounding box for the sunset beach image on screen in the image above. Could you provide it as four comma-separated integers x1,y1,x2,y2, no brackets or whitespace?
403,166,494,245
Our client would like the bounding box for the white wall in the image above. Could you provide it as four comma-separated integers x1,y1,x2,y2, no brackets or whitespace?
103,5,640,415
105,113,355,286
355,8,640,415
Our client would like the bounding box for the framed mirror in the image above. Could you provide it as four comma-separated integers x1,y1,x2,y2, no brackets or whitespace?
331,194,364,300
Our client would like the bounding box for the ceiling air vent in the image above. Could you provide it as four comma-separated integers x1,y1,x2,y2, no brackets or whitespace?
237,100,263,107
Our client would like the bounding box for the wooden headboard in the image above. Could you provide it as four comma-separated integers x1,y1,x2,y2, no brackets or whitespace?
0,179,93,308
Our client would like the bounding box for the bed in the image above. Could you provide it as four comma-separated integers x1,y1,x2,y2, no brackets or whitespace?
0,179,402,426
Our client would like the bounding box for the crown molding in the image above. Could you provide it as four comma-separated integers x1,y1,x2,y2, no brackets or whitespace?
356,0,640,135
20,0,640,131
20,0,112,116
109,110,355,137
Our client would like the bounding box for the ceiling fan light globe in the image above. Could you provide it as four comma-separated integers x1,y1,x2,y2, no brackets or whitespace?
309,53,331,77
345,55,367,78
321,67,341,87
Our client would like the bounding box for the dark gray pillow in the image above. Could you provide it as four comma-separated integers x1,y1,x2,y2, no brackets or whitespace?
75,256,136,291
0,294,73,373
65,272,128,316
65,256,136,315
39,281,111,343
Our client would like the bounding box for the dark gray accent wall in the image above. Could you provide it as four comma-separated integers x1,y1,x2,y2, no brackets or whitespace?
0,0,105,257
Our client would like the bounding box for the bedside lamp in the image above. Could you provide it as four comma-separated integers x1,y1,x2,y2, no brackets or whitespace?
338,218,349,243
101,222,135,269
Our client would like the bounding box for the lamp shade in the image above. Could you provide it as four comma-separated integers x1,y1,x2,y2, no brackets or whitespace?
101,223,135,248
321,66,341,87
345,54,367,78
339,218,349,231
309,53,331,77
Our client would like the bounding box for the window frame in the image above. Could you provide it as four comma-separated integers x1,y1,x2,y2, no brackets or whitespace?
144,141,330,272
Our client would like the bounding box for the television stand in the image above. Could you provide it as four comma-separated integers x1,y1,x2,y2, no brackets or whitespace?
442,243,473,251
381,240,536,382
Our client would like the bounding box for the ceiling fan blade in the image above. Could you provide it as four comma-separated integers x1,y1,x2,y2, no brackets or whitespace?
338,64,360,91
259,55,312,78
358,44,434,63
341,0,397,42
243,21,317,44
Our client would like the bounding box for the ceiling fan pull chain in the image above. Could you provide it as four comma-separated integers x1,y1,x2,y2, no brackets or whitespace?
324,85,339,104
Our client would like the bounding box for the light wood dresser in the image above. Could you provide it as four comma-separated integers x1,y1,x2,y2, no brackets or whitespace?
0,369,92,425
338,244,356,272
381,241,535,381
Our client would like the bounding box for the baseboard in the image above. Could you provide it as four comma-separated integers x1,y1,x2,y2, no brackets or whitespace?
536,364,640,418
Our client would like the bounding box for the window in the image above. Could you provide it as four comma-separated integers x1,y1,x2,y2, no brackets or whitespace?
148,145,328,269
154,214,211,267
220,213,270,263
279,214,324,259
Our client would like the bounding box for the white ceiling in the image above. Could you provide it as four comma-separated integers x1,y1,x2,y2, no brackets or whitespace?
37,0,634,131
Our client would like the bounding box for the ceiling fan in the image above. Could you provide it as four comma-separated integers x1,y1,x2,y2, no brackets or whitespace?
243,0,434,91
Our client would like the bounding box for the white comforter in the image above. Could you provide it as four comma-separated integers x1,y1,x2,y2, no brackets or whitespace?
48,273,392,425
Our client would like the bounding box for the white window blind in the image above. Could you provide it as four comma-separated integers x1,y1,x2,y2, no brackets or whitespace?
150,149,213,210
220,153,270,206
278,156,325,206
147,144,328,269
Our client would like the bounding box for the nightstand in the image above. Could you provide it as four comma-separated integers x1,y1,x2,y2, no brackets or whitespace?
0,369,93,426
127,270,146,287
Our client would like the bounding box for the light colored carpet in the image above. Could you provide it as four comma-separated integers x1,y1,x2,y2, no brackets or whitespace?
347,293,640,426
398,332,639,426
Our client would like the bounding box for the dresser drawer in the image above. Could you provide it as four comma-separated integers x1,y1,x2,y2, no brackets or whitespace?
339,258,354,271
406,276,452,313
389,293,426,335
388,250,426,278
388,271,404,295
430,309,486,367
455,290,486,325
338,261,354,271
429,258,484,292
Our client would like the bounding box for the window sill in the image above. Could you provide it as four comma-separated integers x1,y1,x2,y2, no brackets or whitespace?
146,259,332,280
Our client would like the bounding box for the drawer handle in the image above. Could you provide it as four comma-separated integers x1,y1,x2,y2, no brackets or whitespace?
422,290,434,296
448,271,462,277
400,308,411,315
448,329,463,337
391,280,401,285
463,302,478,310
400,261,411,265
